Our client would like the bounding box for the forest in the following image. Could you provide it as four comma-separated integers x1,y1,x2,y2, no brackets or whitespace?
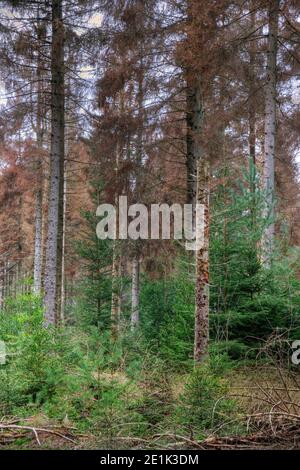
0,0,300,453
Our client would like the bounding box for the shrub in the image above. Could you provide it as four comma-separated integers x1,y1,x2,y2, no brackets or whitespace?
173,358,240,438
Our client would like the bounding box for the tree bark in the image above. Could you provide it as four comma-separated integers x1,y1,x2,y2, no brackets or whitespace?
33,189,43,294
248,5,256,169
130,64,144,329
111,244,120,338
43,0,65,325
194,156,210,363
131,255,140,330
59,157,67,323
263,0,279,264
186,77,198,212
186,74,209,363
33,12,45,295
185,0,209,364
111,142,121,338
185,56,209,363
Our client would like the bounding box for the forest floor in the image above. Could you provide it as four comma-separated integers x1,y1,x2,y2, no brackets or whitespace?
1,364,300,450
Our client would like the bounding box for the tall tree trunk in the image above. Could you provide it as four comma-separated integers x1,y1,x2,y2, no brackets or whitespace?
247,4,259,247
33,189,43,294
130,65,144,329
185,0,209,363
111,244,120,338
59,157,67,323
194,157,210,363
55,162,65,323
59,84,73,323
248,5,256,169
111,142,121,338
43,0,65,325
33,13,45,294
186,78,197,212
263,0,279,264
186,70,209,363
131,255,140,330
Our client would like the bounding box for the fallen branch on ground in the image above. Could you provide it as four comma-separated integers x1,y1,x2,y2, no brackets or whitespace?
0,423,77,446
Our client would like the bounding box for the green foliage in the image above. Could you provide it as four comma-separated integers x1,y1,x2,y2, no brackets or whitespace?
0,295,53,411
139,278,173,344
158,267,194,366
0,295,171,442
73,180,113,329
162,164,299,362
1,164,299,447
139,261,195,367
173,357,240,438
140,163,300,365
210,163,268,314
0,296,94,416
210,165,300,353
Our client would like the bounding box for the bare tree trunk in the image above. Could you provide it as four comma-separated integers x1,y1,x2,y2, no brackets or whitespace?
111,141,121,338
111,244,120,338
185,13,210,362
186,70,209,363
55,182,64,323
59,157,67,323
33,14,45,294
194,157,210,363
41,116,50,285
131,256,140,330
247,4,259,248
59,81,72,324
130,64,144,329
263,0,279,264
248,6,256,169
44,0,65,325
33,189,43,294
55,121,65,323
186,79,197,211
